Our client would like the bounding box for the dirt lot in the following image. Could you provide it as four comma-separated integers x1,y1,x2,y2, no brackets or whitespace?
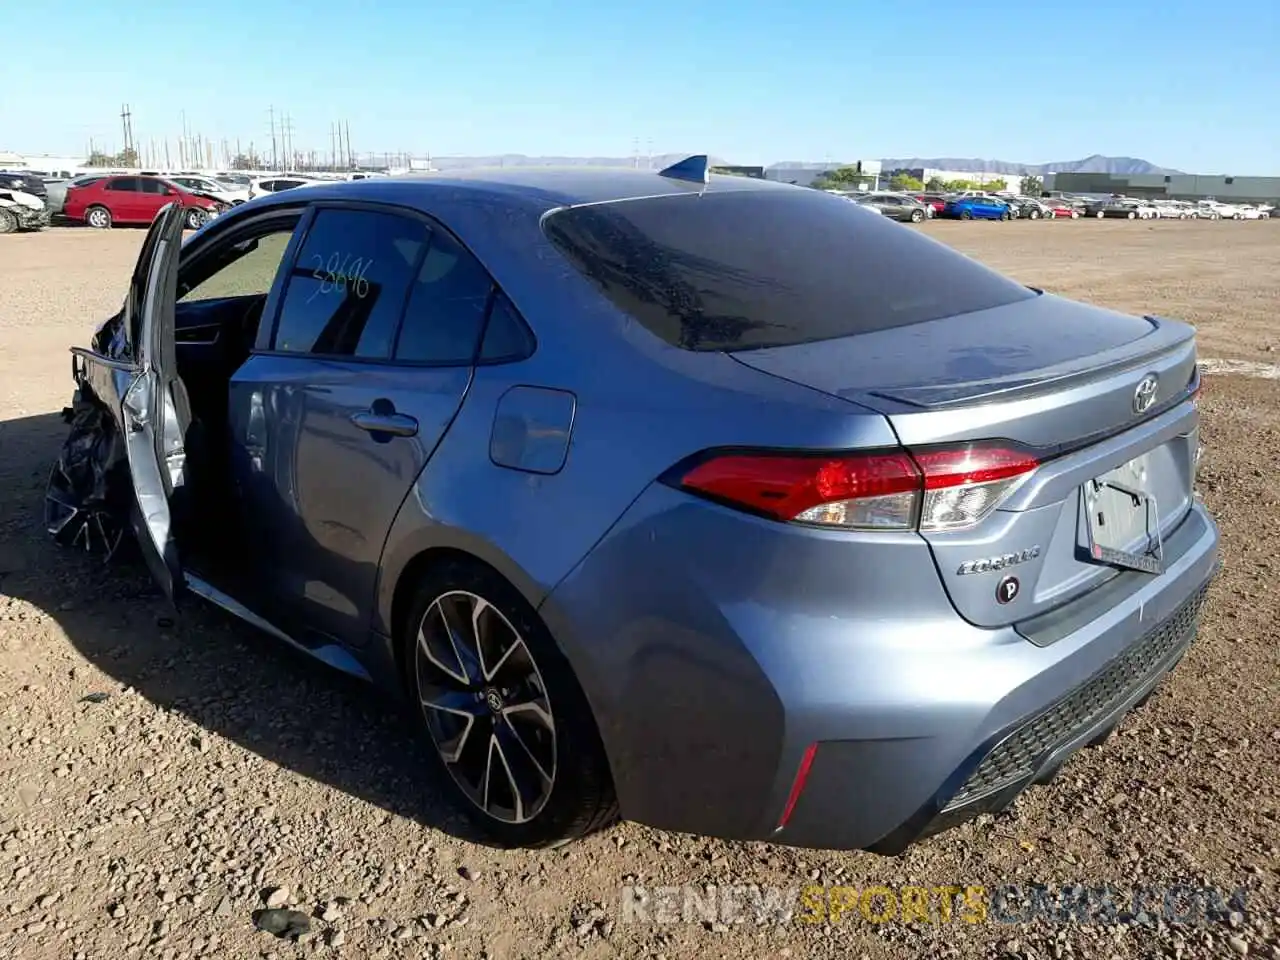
1,221,1278,960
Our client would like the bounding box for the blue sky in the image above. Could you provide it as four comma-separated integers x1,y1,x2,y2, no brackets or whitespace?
5,0,1277,172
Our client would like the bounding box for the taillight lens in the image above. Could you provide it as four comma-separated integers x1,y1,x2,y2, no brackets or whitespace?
912,445,1040,531
675,443,1039,532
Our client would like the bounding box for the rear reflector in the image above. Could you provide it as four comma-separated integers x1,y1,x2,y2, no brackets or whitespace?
776,742,818,831
676,443,1039,532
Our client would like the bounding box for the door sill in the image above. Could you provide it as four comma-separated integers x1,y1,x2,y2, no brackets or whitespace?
185,573,372,681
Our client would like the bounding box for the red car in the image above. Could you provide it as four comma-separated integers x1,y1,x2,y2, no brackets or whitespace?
915,193,948,216
64,175,220,230
1045,201,1082,219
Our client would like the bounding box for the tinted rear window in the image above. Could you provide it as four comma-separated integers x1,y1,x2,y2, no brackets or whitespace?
543,188,1035,351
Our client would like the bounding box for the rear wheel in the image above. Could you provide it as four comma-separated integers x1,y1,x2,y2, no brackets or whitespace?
0,209,16,234
86,205,112,229
405,558,617,847
910,208,924,223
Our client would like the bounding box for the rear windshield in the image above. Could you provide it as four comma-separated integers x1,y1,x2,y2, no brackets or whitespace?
543,188,1036,351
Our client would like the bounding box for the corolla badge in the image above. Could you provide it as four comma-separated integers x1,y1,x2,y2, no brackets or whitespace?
1133,373,1160,414
956,546,1041,576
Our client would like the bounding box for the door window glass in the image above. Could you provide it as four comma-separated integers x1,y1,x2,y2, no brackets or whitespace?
107,177,139,192
393,229,494,364
272,208,428,358
179,228,297,303
140,178,169,194
479,291,535,362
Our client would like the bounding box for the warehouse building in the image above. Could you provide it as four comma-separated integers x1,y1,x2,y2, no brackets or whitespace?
765,160,883,188
1044,172,1280,204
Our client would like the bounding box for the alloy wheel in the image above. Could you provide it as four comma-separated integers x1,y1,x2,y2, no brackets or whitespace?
87,207,111,228
44,460,125,560
415,590,556,825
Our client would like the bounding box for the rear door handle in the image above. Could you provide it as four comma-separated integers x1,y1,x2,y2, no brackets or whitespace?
350,411,419,438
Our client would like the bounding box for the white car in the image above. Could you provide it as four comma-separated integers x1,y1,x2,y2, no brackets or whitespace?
1236,206,1264,220
247,176,323,201
1198,201,1242,220
1132,201,1160,219
168,175,250,207
0,188,49,232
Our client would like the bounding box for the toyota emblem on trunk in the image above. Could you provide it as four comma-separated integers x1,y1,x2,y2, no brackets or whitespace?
1133,374,1159,414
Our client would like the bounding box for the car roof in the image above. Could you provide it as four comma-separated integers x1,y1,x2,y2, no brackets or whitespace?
248,166,795,218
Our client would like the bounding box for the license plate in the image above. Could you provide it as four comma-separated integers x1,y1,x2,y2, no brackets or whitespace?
1082,469,1163,575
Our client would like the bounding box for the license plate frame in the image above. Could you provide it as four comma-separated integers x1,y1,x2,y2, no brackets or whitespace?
1082,476,1164,575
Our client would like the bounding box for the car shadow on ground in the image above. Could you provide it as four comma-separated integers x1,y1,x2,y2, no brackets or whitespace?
0,410,495,847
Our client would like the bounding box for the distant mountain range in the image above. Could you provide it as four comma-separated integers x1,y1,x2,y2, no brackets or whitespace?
872,154,1180,176
422,153,1178,176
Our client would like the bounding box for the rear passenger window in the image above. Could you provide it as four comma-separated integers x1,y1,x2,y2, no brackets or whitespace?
393,230,494,364
479,292,535,362
272,208,428,358
108,178,139,192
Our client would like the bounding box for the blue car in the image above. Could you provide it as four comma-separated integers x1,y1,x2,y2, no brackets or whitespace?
48,157,1217,853
942,195,1012,220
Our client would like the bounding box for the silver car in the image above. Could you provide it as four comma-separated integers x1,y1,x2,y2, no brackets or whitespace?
47,161,1219,852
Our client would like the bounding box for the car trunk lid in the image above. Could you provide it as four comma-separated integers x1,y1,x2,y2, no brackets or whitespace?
730,295,1201,629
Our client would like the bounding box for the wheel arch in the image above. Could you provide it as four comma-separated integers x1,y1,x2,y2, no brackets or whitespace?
386,544,536,684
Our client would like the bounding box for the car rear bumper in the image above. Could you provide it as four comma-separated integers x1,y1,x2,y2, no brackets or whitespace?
543,485,1219,852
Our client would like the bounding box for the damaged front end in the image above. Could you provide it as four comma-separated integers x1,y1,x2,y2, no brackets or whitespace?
0,190,50,231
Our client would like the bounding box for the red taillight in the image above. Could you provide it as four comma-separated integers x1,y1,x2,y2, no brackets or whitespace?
676,443,1039,532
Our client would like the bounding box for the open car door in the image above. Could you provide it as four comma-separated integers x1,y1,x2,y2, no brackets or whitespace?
120,203,190,603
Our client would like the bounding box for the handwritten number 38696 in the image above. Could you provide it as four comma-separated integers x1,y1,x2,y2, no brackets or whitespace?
307,253,373,304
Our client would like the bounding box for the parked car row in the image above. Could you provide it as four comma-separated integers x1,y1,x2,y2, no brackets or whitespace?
1081,196,1273,220
1,166,385,232
828,187,1275,225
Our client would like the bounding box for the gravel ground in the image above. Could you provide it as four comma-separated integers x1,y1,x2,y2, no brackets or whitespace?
1,220,1278,960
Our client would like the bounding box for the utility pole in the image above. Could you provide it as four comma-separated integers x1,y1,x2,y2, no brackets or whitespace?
344,121,352,168
268,106,278,170
281,113,295,172
330,123,336,170
120,104,134,158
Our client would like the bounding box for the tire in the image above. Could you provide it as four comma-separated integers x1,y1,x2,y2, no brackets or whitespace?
1127,211,1136,220
86,206,112,229
1001,210,1011,221
1029,209,1040,220
185,207,209,230
910,208,924,223
1096,210,1105,219
403,557,617,847
0,209,16,234
960,210,972,220
1071,211,1080,219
